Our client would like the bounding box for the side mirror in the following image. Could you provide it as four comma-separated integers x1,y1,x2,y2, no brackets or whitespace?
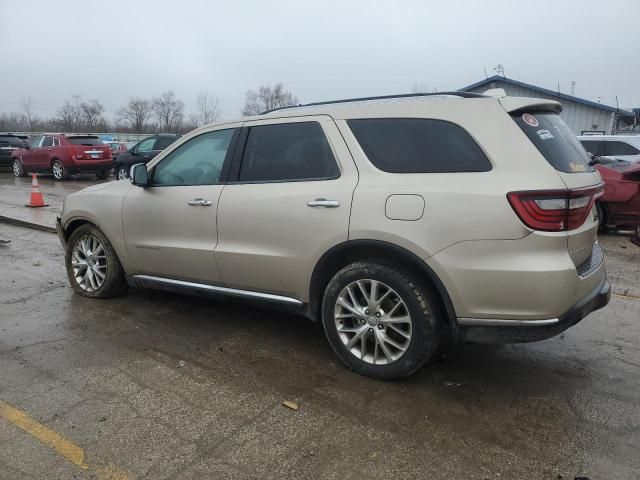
130,148,137,155
130,163,149,187
25,143,31,150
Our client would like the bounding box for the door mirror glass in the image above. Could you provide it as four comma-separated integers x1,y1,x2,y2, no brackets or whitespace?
130,163,149,187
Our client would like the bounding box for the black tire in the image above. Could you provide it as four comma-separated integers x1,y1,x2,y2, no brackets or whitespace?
96,169,110,180
52,160,69,180
596,202,608,231
321,262,441,380
12,158,27,177
65,223,128,298
116,165,128,180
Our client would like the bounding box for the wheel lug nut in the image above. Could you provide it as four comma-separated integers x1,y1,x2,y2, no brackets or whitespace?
377,324,384,330
364,309,370,315
368,328,374,333
375,312,381,318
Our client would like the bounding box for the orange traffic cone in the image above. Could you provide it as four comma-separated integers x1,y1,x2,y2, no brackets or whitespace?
25,173,49,208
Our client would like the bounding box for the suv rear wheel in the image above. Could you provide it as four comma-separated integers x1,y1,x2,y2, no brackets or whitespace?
52,160,69,180
322,262,441,380
65,224,128,298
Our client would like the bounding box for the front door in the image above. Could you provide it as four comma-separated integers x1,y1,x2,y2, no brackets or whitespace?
122,127,239,284
215,117,358,301
21,135,43,171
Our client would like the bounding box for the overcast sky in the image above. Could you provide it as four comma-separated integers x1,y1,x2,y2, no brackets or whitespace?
1,0,639,121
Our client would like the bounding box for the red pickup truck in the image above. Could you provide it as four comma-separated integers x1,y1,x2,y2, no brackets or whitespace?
12,134,112,180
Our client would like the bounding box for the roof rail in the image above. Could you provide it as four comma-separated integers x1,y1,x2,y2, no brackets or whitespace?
260,91,486,114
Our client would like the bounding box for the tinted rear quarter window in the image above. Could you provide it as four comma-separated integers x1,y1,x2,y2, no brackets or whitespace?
512,112,594,173
604,141,640,156
239,122,339,182
347,118,491,173
580,140,604,156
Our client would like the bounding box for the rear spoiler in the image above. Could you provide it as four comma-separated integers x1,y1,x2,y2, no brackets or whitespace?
499,96,562,114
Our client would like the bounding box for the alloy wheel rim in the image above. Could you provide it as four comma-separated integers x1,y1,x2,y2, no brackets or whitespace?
53,162,63,179
71,235,107,292
12,160,20,176
118,168,127,180
334,279,412,365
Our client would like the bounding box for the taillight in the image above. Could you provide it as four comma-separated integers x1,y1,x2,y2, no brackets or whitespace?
507,185,603,232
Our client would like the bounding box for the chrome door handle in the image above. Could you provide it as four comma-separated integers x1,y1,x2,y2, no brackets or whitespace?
307,198,340,208
188,198,212,207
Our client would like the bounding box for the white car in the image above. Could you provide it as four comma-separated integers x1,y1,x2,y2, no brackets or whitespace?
578,135,640,166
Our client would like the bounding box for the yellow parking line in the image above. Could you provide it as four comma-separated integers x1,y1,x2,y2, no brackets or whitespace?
0,400,88,469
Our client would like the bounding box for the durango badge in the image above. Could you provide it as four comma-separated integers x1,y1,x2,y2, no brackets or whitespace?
522,113,539,127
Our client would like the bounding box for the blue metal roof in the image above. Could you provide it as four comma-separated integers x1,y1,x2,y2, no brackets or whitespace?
460,75,634,116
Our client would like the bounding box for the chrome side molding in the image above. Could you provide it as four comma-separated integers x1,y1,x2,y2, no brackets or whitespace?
457,317,560,327
129,274,303,305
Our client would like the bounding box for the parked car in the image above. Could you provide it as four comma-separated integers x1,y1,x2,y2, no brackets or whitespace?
0,133,26,168
105,141,129,160
595,163,640,229
11,134,112,180
578,135,640,165
113,134,180,180
56,92,610,380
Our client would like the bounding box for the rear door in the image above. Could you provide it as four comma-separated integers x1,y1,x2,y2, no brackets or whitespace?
214,116,358,301
511,111,602,266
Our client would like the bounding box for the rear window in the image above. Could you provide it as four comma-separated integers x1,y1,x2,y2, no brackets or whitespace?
347,118,491,173
155,136,179,150
67,136,104,146
604,141,640,156
513,112,594,173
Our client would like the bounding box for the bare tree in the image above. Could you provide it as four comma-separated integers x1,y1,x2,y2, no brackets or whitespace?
411,83,429,94
242,83,298,116
152,91,184,131
195,90,220,126
117,97,151,133
21,97,38,131
57,95,83,132
80,99,105,130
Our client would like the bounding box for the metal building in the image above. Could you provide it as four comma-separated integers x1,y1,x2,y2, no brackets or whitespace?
461,75,638,135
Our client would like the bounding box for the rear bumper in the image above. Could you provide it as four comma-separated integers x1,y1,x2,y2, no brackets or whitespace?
459,275,611,343
67,159,112,171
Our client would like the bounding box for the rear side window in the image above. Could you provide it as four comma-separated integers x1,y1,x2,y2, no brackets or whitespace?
347,118,491,173
580,140,604,156
513,112,594,173
155,137,178,150
604,141,640,156
41,137,53,147
239,122,339,182
67,136,103,146
0,136,24,147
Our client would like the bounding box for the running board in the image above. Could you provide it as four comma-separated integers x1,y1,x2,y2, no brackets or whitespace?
128,274,303,305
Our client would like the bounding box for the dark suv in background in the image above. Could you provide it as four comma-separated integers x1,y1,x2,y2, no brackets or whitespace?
113,134,181,180
0,133,26,168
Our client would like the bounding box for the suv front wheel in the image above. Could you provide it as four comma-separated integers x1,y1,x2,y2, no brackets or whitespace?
322,262,441,380
65,224,128,298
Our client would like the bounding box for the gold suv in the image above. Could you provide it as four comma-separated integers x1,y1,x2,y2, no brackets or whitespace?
57,92,610,379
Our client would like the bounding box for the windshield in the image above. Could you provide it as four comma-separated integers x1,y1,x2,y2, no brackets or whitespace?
512,112,595,173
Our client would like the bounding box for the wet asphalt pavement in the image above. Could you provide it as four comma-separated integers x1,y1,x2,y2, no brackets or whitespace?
0,172,639,479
